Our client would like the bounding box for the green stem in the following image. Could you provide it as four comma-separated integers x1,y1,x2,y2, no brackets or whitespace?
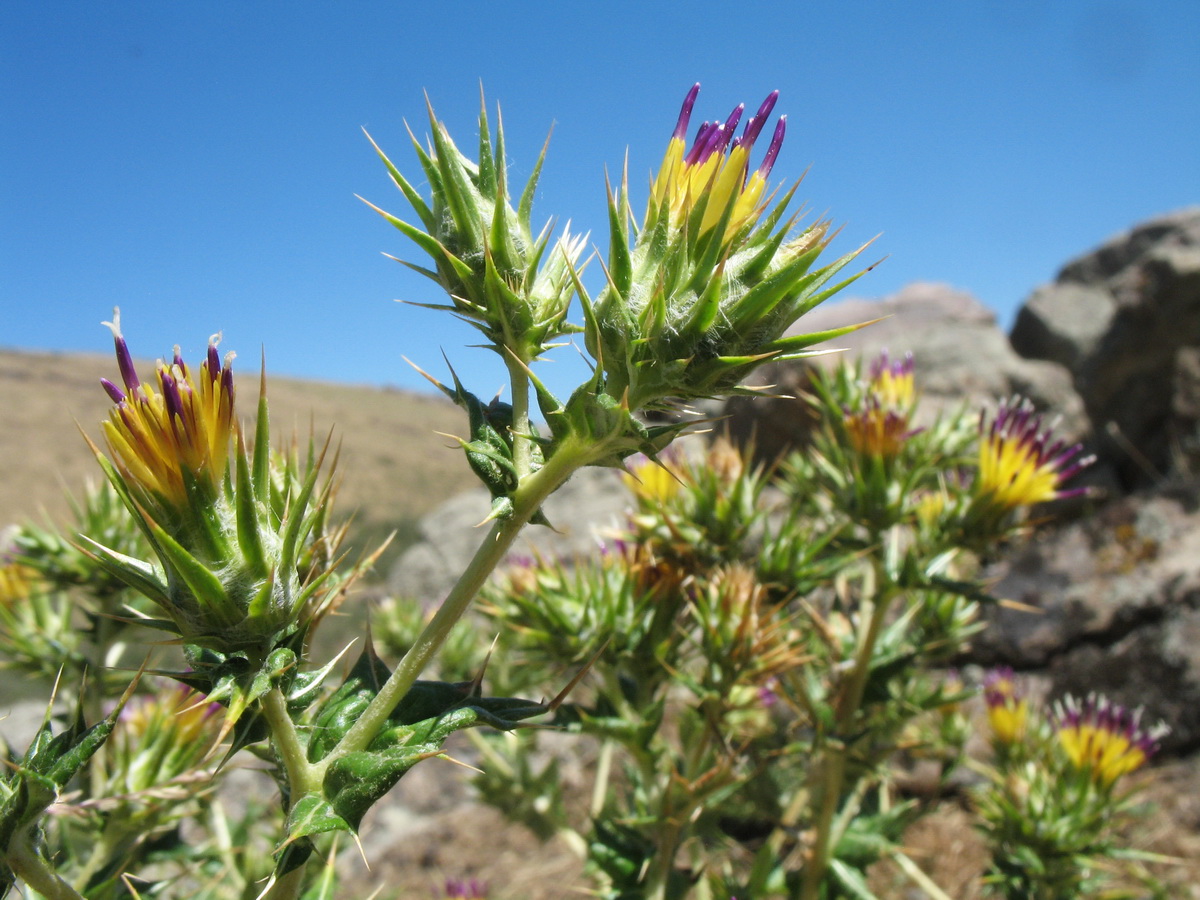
8,830,87,900
800,564,897,900
262,686,319,796
262,864,306,900
322,438,592,765
504,352,533,481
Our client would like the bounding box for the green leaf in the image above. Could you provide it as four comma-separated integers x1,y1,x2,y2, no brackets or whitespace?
829,859,880,900
284,793,353,844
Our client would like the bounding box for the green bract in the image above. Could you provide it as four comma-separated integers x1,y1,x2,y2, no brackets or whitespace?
582,85,876,411
363,95,585,365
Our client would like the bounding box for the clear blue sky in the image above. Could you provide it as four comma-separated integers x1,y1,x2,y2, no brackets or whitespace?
3,1,1197,401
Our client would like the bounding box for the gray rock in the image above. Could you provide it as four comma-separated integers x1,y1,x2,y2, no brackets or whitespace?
1011,207,1200,486
722,282,1085,463
388,465,635,603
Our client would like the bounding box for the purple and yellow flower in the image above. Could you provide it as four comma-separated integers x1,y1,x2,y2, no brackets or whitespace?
99,309,236,511
976,397,1093,511
868,350,915,410
983,667,1028,745
844,397,915,460
86,311,345,658
839,351,920,460
1053,694,1168,786
581,83,870,414
649,83,786,241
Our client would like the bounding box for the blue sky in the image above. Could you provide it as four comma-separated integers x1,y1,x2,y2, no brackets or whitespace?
3,1,1198,402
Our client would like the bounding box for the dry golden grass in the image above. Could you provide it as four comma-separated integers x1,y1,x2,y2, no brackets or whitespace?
0,348,475,564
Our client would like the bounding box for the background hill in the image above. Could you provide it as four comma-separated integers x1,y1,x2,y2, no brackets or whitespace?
0,348,475,570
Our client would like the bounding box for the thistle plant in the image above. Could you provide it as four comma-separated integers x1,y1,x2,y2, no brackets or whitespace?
3,81,1161,900
975,670,1170,899
0,83,884,900
370,347,1115,899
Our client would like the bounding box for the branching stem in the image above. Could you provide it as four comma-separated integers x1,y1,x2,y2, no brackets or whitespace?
321,435,595,767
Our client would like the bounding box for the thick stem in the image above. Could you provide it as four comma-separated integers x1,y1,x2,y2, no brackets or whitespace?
322,439,591,765
8,830,87,900
504,353,533,481
262,686,319,796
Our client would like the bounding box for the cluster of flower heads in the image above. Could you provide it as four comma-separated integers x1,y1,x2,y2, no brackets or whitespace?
650,83,787,241
843,351,917,460
983,668,1167,787
99,309,236,511
1053,693,1169,786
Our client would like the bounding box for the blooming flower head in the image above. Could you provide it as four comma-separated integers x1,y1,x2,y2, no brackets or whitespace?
99,308,236,512
844,397,914,460
583,83,870,414
983,667,1028,745
87,313,345,658
976,397,1093,511
650,83,786,242
1053,693,1168,786
868,350,915,410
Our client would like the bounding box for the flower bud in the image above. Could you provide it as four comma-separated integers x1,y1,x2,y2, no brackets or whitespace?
364,96,585,364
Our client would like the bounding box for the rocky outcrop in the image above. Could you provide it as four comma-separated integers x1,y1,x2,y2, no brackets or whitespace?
1011,207,1200,487
722,283,1085,465
970,480,1200,752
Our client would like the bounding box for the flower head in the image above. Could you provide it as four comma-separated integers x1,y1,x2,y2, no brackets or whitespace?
111,684,224,794
1053,694,1168,786
621,451,683,504
976,397,1093,511
364,96,584,364
844,397,915,460
650,84,786,241
100,309,236,512
868,350,915,409
87,311,346,657
983,667,1028,745
582,84,872,411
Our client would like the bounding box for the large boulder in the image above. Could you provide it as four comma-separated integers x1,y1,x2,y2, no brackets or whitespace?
722,282,1084,463
1011,207,1200,487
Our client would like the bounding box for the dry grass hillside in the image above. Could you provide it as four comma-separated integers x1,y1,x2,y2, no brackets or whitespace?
0,348,475,567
